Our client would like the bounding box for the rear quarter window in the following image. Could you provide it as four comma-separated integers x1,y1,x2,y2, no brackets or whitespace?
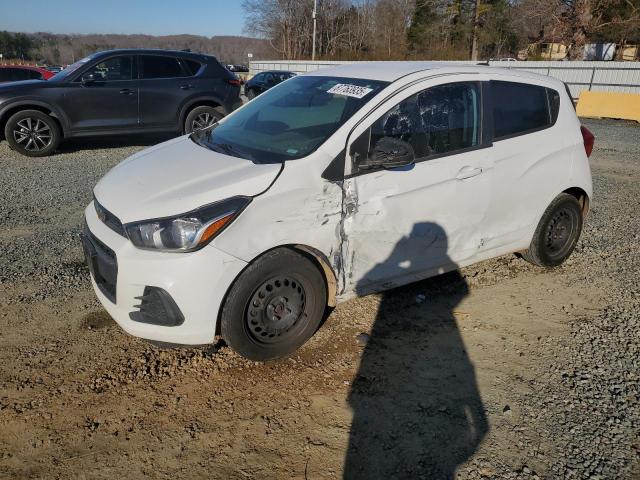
548,88,561,122
491,81,559,140
203,59,231,78
182,59,202,76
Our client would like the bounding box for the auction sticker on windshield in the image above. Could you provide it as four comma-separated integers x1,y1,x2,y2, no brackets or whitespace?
327,84,374,99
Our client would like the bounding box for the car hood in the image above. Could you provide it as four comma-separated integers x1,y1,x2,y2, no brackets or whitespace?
0,79,46,93
94,135,282,224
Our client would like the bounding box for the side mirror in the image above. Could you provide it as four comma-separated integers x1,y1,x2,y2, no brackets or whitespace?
81,73,95,85
359,137,415,170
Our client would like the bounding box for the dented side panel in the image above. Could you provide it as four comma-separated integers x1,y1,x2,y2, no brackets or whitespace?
213,148,345,294
338,73,495,297
340,148,493,296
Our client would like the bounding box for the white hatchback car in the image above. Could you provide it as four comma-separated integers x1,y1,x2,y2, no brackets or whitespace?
82,62,594,360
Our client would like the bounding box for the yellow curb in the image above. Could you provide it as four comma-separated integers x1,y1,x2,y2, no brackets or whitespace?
576,91,640,122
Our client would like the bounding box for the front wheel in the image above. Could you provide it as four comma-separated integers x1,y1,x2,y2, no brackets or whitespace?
220,249,327,361
4,109,61,157
522,193,583,268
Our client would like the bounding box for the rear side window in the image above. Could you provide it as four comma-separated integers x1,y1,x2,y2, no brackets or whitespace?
29,70,44,80
491,81,557,140
140,56,186,79
367,82,481,161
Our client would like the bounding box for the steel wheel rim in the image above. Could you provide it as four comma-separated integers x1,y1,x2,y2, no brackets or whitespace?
13,117,52,152
545,207,576,257
245,275,307,344
191,112,217,131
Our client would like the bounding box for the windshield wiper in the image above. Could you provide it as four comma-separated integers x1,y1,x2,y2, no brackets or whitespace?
209,141,255,161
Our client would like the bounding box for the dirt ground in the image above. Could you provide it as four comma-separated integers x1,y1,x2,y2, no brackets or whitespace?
0,120,638,479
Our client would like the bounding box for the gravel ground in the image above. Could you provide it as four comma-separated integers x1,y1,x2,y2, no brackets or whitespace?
0,120,638,479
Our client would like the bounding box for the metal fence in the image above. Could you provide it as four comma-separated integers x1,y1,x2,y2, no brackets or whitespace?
249,60,640,100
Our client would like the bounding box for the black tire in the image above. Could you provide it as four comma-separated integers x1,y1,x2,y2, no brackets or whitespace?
246,88,256,100
221,248,327,361
183,105,225,134
4,109,61,157
522,193,583,268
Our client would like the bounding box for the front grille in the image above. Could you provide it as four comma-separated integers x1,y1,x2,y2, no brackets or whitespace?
94,198,126,237
81,227,118,303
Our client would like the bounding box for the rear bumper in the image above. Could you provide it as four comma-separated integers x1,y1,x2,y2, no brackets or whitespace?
83,202,248,345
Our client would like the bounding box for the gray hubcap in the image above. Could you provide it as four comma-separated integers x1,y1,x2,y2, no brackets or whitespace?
191,112,217,131
545,207,576,258
246,275,307,344
13,117,52,152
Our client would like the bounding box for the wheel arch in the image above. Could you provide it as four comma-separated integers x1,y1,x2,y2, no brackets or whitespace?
562,186,590,216
215,244,338,336
0,101,67,140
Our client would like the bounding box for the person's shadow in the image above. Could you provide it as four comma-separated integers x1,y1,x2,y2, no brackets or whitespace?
344,223,488,479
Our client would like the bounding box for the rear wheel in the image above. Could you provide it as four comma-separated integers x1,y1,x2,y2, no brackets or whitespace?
221,249,327,361
184,105,225,134
522,193,583,268
4,109,61,157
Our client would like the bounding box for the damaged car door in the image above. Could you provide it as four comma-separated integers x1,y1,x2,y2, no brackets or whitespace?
341,79,493,295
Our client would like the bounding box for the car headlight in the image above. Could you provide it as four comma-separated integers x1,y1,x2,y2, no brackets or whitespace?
124,196,251,252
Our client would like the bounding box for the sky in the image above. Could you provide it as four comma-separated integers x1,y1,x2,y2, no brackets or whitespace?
0,0,246,37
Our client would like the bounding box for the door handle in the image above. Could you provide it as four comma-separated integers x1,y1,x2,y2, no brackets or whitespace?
180,84,194,90
119,88,134,95
456,166,482,180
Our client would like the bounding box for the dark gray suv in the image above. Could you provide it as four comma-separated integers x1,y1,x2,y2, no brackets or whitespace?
0,49,242,157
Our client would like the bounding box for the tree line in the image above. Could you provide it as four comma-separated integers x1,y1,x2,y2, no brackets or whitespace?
0,31,275,65
242,0,640,61
1,1,637,65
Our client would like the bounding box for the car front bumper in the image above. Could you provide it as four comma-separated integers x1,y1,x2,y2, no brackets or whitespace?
83,202,248,345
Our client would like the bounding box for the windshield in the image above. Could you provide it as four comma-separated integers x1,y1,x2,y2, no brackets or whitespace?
192,75,388,163
50,55,93,81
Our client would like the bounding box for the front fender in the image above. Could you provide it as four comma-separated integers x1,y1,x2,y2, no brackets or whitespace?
0,98,71,135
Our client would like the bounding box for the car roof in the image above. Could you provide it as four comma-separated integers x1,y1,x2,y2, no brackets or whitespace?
91,48,217,61
305,61,560,86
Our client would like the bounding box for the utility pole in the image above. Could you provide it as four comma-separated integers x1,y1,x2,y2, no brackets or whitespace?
471,0,481,61
312,0,317,61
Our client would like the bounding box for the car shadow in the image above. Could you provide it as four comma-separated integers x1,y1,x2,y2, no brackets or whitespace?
58,133,178,153
344,223,488,479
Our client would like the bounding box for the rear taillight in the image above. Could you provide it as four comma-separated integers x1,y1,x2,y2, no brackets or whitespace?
225,78,241,86
580,125,595,157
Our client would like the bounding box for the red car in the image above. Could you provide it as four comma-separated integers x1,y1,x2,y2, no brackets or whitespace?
0,65,55,83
